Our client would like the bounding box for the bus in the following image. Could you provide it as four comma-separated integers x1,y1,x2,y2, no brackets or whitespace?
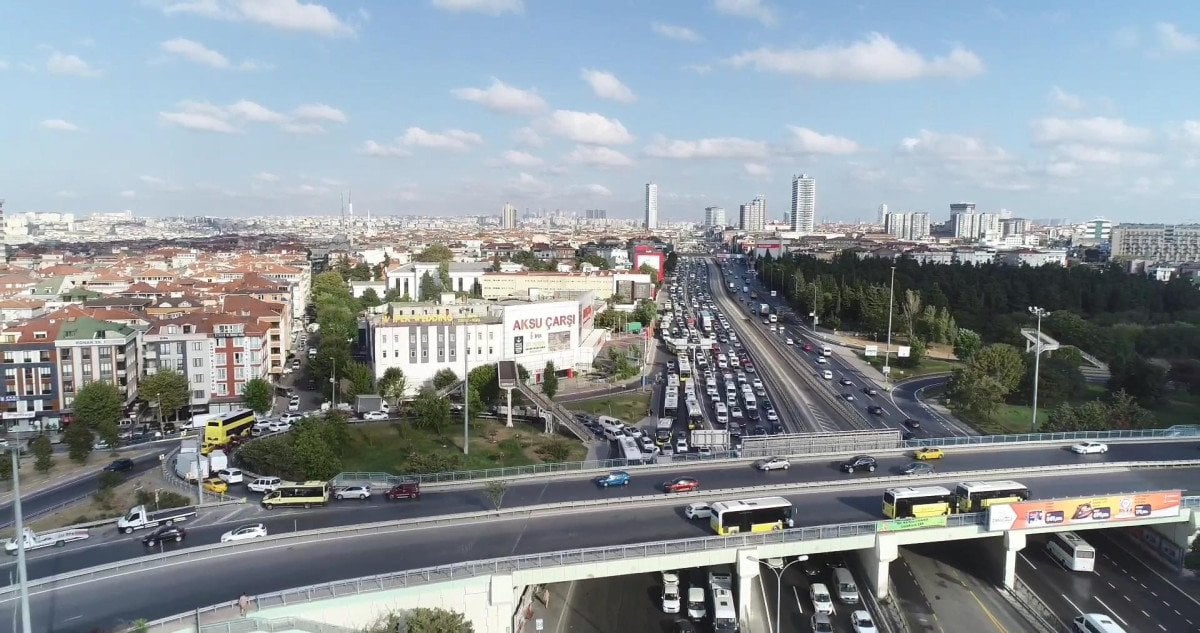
618,435,648,464
883,486,955,519
1046,531,1096,572
655,418,674,446
202,409,256,454
699,311,713,335
678,357,692,382
663,389,679,419
262,481,330,509
666,372,680,393
953,481,1031,513
710,496,795,535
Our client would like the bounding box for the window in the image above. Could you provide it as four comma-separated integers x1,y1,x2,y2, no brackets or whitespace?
382,350,387,358
61,364,71,375
38,367,50,376
217,383,228,396
33,332,46,340
234,367,245,380
192,342,203,351
192,358,203,368
177,342,185,354
193,373,204,384
39,350,50,363
100,362,113,372
59,349,70,360
4,369,14,378
192,389,205,400
216,368,228,380
234,353,244,364
99,347,111,358
1,352,12,363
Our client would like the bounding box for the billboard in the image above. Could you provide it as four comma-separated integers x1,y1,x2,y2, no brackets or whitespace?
504,301,579,357
987,490,1182,531
864,345,878,357
880,516,946,532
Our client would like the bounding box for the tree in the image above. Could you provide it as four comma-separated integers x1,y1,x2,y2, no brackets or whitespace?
31,435,53,473
378,367,408,409
360,287,382,308
139,370,189,430
414,243,454,263
411,387,451,435
970,344,1026,393
418,271,439,301
537,436,573,462
343,362,376,399
1108,356,1168,407
541,361,559,399
468,364,500,409
382,287,406,303
953,328,983,361
1106,389,1155,429
637,263,660,285
432,368,459,391
64,422,94,464
946,344,1026,420
291,422,342,479
240,378,273,415
895,337,926,369
664,251,679,273
484,480,508,510
74,381,123,447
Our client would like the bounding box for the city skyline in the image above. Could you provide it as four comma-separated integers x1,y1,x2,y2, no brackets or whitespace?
8,2,1200,221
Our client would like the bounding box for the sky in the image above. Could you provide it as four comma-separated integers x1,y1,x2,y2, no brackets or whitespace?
6,1,1200,223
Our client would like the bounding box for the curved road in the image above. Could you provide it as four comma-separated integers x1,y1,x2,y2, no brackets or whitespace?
3,442,1198,630
0,451,165,529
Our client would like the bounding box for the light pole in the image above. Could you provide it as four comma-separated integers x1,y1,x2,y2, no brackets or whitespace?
884,265,897,384
10,448,32,633
1029,306,1050,432
462,322,471,456
751,555,808,633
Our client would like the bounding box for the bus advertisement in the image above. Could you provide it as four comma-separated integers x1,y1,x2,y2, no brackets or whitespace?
987,490,1182,531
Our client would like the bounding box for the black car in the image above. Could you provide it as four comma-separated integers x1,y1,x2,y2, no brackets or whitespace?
862,387,879,396
142,525,187,547
840,455,877,473
674,619,697,633
867,405,885,415
903,418,922,429
103,458,135,472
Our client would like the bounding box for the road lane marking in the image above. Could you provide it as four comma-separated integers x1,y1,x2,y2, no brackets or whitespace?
1061,593,1084,615
1018,553,1037,570
966,587,1010,633
1093,596,1130,627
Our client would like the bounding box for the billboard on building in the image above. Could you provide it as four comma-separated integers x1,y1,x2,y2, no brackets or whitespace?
504,302,579,358
578,291,596,330
987,490,1182,531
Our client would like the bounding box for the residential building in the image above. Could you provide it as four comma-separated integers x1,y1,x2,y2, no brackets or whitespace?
54,315,141,412
0,317,62,431
1001,218,1027,237
704,206,726,229
479,271,653,301
877,203,888,225
883,212,931,241
790,174,815,232
1112,224,1200,262
501,203,518,230
1080,217,1113,244
385,262,489,298
645,183,659,230
739,196,766,232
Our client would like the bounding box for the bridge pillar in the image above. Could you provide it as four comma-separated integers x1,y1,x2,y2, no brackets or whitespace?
488,574,516,633
735,548,761,626
1151,510,1200,552
865,534,899,599
504,388,514,428
1001,530,1026,589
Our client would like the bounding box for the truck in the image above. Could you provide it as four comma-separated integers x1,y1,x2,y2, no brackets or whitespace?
691,429,732,452
4,527,90,554
186,412,219,430
355,394,384,414
116,504,198,534
175,452,209,482
709,571,739,632
759,303,770,316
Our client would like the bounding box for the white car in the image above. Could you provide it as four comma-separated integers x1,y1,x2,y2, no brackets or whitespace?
810,583,835,615
279,412,302,424
851,610,878,633
216,468,244,484
765,409,779,422
335,485,371,500
247,476,282,493
252,421,275,435
752,378,764,390
816,356,828,364
730,406,744,419
786,338,794,345
268,421,293,433
362,410,389,421
1071,441,1108,454
221,523,268,543
287,399,300,412
684,502,712,519
755,457,791,471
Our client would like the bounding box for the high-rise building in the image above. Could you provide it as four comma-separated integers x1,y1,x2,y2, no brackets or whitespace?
1111,224,1200,261
883,212,930,241
790,174,815,232
739,196,766,232
644,182,659,230
1001,218,1027,237
501,203,518,229
584,209,607,220
1082,218,1113,242
878,203,888,225
703,206,726,228
950,202,976,215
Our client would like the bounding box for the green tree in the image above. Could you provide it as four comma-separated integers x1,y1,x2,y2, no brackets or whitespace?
418,271,440,301
664,251,679,273
382,287,406,303
468,364,500,409
637,263,660,285
359,287,382,308
438,260,453,290
895,337,927,369
970,344,1025,393
378,367,408,409
541,361,559,399
484,480,508,510
139,370,189,430
403,452,462,475
31,435,53,473
411,387,451,435
415,243,454,263
64,422,94,464
349,262,372,282
1108,356,1168,407
1106,389,1155,429
343,362,377,399
406,608,475,633
432,368,459,391
74,381,123,447
240,377,274,414
953,328,983,361
291,423,342,479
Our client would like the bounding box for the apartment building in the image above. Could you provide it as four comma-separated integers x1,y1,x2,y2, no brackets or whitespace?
1111,224,1200,262
54,316,141,412
143,313,271,413
479,271,653,300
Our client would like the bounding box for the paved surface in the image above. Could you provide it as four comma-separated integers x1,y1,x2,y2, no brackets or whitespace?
10,465,1200,631
555,573,684,633
759,553,877,633
897,542,1031,633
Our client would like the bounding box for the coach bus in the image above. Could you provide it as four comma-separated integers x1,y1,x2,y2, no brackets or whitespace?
663,389,679,419
1046,531,1097,572
710,497,795,535
262,481,330,509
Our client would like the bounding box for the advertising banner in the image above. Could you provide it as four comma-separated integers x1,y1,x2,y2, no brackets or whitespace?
987,490,1182,531
864,345,878,357
879,516,947,532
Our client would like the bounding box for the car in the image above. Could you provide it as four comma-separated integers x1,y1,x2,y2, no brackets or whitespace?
280,412,303,424
803,343,814,352
765,409,779,422
841,455,877,473
362,410,389,421
335,485,371,500
842,393,856,401
216,468,244,484
673,619,697,633
867,405,885,416
247,476,283,493
269,421,293,433
290,359,300,370
755,457,791,471
730,406,744,419
684,502,712,519
595,471,631,488
202,478,228,494
141,525,187,548
103,458,135,472
1071,441,1108,454
93,440,114,451
915,447,945,460
385,480,421,500
220,523,268,543
252,420,275,435
287,399,300,412
903,418,921,429
675,437,689,453
663,477,700,493
863,387,879,396
811,612,835,633
786,337,794,345
840,378,854,386
810,583,835,614
751,378,764,389
901,462,935,475
850,610,878,633
816,356,828,364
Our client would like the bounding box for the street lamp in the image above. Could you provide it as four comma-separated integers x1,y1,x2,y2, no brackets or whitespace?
8,447,32,633
884,266,896,384
750,555,809,633
1029,306,1050,432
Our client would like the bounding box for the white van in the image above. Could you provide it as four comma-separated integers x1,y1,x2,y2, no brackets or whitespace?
717,354,728,369
822,370,833,380
832,567,860,604
686,587,707,619
1072,613,1127,633
821,345,832,356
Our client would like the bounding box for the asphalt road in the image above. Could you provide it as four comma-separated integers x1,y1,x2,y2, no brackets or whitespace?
896,541,1031,633
890,375,962,436
559,572,699,633
0,451,165,529
6,462,1200,631
759,552,872,633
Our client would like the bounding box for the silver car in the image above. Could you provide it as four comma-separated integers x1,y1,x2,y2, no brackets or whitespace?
335,485,371,500
755,457,791,471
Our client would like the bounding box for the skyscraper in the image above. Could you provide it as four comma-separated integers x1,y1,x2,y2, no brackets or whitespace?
704,206,726,228
644,182,659,230
790,174,815,232
739,196,766,232
878,203,888,225
501,203,517,229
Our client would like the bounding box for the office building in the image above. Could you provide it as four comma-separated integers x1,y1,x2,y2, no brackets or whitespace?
950,202,976,215
1111,224,1200,262
739,196,766,232
704,206,726,229
1082,218,1113,243
1001,218,1027,237
878,203,888,225
584,209,607,221
884,212,931,241
644,183,659,230
790,174,815,232
501,203,517,229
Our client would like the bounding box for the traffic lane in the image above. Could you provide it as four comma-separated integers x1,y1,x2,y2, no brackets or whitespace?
560,574,675,633
0,452,163,527
1086,530,1200,628
901,541,1032,633
769,553,864,633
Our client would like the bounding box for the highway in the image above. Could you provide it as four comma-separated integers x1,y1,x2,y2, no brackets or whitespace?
5,456,1199,630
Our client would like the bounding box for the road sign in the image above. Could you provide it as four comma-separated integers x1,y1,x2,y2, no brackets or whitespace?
864,345,878,357
897,346,911,358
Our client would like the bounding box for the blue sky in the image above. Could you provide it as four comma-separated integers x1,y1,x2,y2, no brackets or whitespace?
6,1,1200,223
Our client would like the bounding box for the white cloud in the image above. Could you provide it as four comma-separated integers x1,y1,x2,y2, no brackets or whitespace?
565,145,634,168
452,79,547,116
500,150,543,167
1053,144,1159,167
505,172,551,197
159,101,240,133
744,162,771,178
572,183,612,197
401,127,484,152
1031,117,1152,146
47,51,102,77
512,126,546,147
1048,86,1084,111
1177,120,1200,146
900,130,1009,161
55,190,77,199
162,0,355,37
787,126,860,154
360,140,409,158
293,103,347,123
254,171,281,182
728,33,984,81
1156,22,1200,54
431,0,523,15
228,99,288,123
40,118,81,132
581,69,636,104
684,64,713,74
544,110,634,145
1045,161,1080,178
713,0,776,27
159,99,346,134
160,38,260,70
652,22,702,43
644,135,767,159
0,60,9,71
119,189,137,198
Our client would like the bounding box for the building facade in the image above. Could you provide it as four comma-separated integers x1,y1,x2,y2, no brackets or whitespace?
501,203,518,229
739,196,766,232
479,271,653,300
790,174,815,232
54,317,141,412
1111,224,1200,262
704,206,726,228
884,212,931,241
644,183,659,230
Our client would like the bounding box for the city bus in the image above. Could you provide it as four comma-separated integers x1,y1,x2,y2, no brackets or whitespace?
666,372,680,393
663,389,679,419
202,409,256,454
709,496,795,535
678,357,692,382
953,481,1031,513
882,486,955,519
618,435,648,464
262,481,330,509
1046,531,1096,572
655,418,674,446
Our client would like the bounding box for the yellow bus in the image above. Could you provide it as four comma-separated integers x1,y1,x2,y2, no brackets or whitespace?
202,409,256,454
262,481,330,509
883,486,954,519
710,497,795,535
953,480,1030,513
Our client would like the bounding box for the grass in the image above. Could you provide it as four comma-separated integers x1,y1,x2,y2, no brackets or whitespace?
338,420,588,474
567,391,653,424
950,384,1200,435
863,356,960,380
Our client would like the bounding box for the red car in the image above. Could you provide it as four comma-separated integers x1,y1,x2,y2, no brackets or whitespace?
802,343,814,352
663,477,700,493
384,481,421,500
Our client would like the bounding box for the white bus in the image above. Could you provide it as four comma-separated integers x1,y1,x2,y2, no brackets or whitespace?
618,435,648,464
678,357,692,381
655,418,674,446
1047,531,1096,572
663,389,679,419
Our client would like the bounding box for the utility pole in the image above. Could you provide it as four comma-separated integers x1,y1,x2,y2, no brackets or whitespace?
1029,306,1049,432
463,322,470,456
884,265,896,385
11,449,32,633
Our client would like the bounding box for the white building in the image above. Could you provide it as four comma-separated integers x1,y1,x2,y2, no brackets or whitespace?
369,297,605,394
385,262,490,298
501,203,518,229
739,196,766,232
790,174,815,232
704,206,726,228
883,212,930,241
645,183,659,230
